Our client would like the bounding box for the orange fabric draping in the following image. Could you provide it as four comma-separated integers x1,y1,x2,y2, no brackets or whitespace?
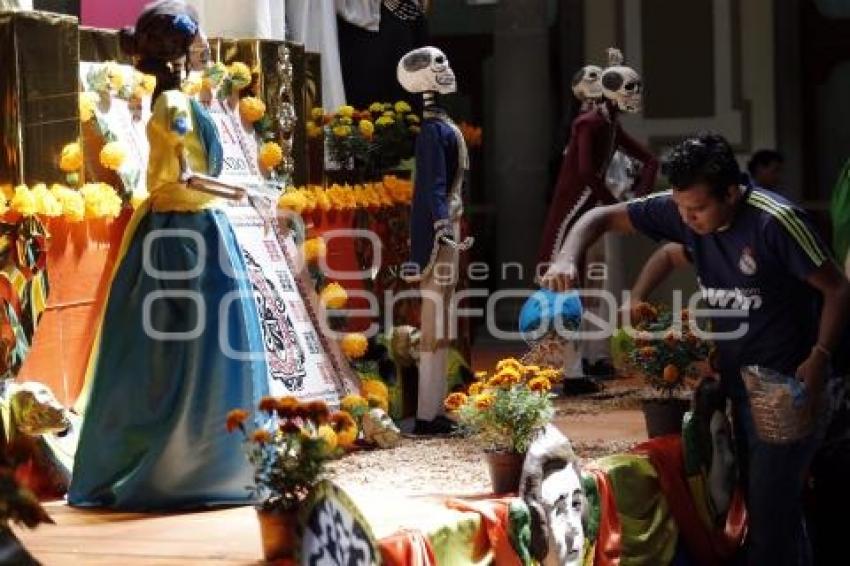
583,467,623,566
633,436,747,566
379,529,438,566
17,211,131,406
445,497,522,566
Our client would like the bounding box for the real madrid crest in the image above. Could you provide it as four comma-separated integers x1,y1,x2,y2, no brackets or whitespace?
739,246,757,275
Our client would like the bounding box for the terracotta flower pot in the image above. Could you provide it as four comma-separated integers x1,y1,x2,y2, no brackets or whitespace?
641,397,690,438
485,451,525,494
256,508,299,562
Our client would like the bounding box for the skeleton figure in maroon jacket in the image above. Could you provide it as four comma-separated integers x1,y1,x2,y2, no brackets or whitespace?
537,49,658,267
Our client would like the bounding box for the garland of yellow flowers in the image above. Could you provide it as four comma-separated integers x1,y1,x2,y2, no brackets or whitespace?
0,183,123,221
277,176,414,215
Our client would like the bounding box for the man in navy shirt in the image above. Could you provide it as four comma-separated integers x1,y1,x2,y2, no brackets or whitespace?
542,133,850,565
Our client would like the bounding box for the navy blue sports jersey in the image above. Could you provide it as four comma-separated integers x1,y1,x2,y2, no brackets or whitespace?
627,187,832,390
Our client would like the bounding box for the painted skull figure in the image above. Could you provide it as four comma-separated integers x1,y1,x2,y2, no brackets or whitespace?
389,325,421,367
396,46,456,95
570,65,603,103
361,408,401,449
601,64,643,113
541,463,586,566
7,382,70,436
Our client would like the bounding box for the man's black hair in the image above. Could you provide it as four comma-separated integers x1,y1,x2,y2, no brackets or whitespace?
746,149,784,176
661,133,742,199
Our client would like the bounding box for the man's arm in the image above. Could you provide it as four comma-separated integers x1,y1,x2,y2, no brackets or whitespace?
541,202,636,291
797,262,850,397
630,242,691,303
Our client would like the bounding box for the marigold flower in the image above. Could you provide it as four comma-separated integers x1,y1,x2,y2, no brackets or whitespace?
474,393,495,410
305,400,331,425
228,62,252,90
99,141,127,171
369,102,384,113
258,396,279,414
332,125,352,138
394,100,412,113
79,92,98,123
320,282,348,310
341,333,368,360
302,237,326,263
341,394,368,414
444,392,468,412
259,141,283,170
366,393,389,412
251,429,272,444
280,421,301,435
317,425,338,454
359,119,375,138
662,364,681,384
495,358,522,372
361,379,388,402
307,122,323,139
335,422,358,449
311,107,325,120
375,115,394,127
277,396,300,419
239,96,266,123
226,408,249,432
31,183,62,217
59,142,83,172
11,185,37,217
337,105,355,118
468,382,485,396
528,377,552,394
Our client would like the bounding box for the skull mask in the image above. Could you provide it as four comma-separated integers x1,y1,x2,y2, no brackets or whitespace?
397,46,456,95
540,463,586,566
570,65,603,102
361,408,401,449
601,65,643,113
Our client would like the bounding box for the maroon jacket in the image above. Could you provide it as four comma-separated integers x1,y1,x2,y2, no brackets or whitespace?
537,106,658,265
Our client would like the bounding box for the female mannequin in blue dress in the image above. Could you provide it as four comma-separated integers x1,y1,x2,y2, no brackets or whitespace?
69,0,269,510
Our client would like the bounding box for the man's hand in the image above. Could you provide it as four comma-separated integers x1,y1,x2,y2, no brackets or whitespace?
796,347,829,412
539,260,579,292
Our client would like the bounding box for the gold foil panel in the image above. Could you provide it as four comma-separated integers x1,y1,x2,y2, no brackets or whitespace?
304,51,322,185
0,10,80,186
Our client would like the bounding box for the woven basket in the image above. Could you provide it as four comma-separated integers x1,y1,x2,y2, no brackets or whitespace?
742,366,813,444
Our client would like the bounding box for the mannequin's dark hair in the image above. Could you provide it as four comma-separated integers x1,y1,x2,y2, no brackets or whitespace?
118,0,200,103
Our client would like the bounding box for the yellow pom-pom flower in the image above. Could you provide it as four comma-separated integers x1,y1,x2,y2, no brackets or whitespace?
50,185,85,221
278,191,306,213
341,394,368,415
138,72,156,95
11,185,37,216
59,142,83,172
368,102,384,113
104,62,124,91
228,62,253,90
203,62,227,89
337,105,355,118
341,333,369,360
311,107,325,120
182,75,202,96
239,96,266,123
30,183,62,217
468,382,486,396
302,237,327,263
79,92,98,123
376,115,394,127
528,376,552,394
359,119,375,139
306,122,323,139
366,393,389,413
319,282,348,310
360,379,389,402
444,392,468,412
332,125,351,138
317,424,338,454
335,422,358,449
99,141,127,171
259,141,283,170
394,100,412,113
474,393,496,410
80,183,122,218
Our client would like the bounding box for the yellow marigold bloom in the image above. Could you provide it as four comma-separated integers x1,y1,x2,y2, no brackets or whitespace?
337,105,355,118
468,382,486,396
0,194,7,216
406,114,420,124
341,394,368,414
225,408,249,432
259,141,283,169
474,370,488,380
277,396,300,419
320,282,348,310
361,379,389,402
394,100,412,113
99,141,127,171
59,142,83,172
339,116,353,126
495,367,522,385
474,393,495,410
181,75,202,96
138,73,156,95
366,393,388,412
239,96,266,123
228,62,253,90
369,102,384,113
528,376,552,393
496,358,522,372
332,125,352,138
302,237,326,263
203,62,227,89
444,392,468,412
31,183,62,217
251,429,272,444
335,422,358,449
307,122,323,139
11,185,37,217
50,185,85,221
79,183,122,218
278,190,306,213
359,119,375,138
316,191,332,212
79,92,98,123
331,411,358,431
317,424,338,454
311,107,325,120
341,333,369,360
375,115,395,127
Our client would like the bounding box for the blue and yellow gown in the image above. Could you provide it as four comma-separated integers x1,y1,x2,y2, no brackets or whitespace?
68,91,269,510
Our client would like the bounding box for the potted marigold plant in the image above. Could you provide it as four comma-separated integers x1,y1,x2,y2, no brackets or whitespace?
617,303,713,437
444,358,558,493
226,396,345,562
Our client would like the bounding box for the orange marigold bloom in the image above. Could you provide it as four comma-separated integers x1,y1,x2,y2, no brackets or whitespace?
225,409,249,432
277,396,300,419
305,400,331,424
258,396,279,413
528,377,552,393
444,392,468,412
366,394,388,412
474,393,495,410
360,379,389,401
330,411,357,431
468,382,485,396
252,429,272,444
280,421,301,435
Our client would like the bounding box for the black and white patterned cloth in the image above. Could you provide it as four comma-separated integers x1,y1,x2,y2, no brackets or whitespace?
383,0,424,21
